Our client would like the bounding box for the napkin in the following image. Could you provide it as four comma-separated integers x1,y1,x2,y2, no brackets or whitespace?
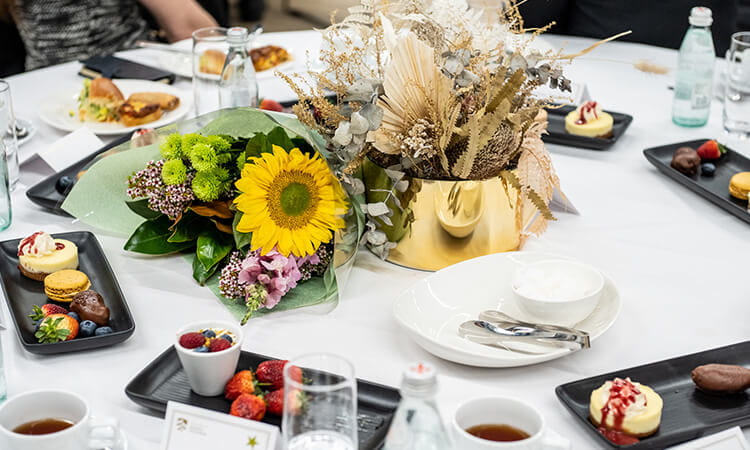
669,427,749,450
37,127,103,173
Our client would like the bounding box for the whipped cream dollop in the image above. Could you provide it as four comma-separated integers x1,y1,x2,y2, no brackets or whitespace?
600,377,648,419
17,231,58,257
574,101,602,125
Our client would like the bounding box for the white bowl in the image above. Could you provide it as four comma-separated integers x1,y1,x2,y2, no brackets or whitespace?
512,260,604,326
175,320,244,396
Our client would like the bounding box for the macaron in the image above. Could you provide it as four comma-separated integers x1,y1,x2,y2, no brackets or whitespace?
44,269,91,303
729,172,750,201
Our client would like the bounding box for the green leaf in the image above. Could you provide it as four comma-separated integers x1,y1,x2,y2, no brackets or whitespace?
192,252,221,285
291,137,315,155
168,211,203,243
124,216,195,254
244,133,272,159
125,198,162,220
196,229,232,271
232,212,253,250
267,126,295,151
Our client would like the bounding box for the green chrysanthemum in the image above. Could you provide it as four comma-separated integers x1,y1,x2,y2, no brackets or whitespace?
160,133,183,160
192,167,230,201
206,135,232,152
189,143,218,171
181,133,206,158
161,158,188,185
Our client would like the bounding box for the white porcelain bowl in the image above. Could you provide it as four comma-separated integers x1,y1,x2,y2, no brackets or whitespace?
512,260,604,326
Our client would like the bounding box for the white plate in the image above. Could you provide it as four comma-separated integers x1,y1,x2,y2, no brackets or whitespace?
13,118,36,146
37,79,191,136
392,252,620,368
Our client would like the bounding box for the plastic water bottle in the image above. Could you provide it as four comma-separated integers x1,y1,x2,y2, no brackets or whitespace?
383,362,452,450
672,6,716,127
218,27,259,109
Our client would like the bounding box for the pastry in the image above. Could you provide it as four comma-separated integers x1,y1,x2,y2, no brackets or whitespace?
199,49,225,75
125,92,179,111
671,147,701,175
43,270,91,303
692,364,750,393
250,45,291,72
17,232,78,280
590,377,662,439
70,290,110,326
118,101,162,127
729,172,750,201
564,101,614,138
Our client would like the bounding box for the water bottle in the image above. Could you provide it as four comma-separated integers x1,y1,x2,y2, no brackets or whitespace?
672,6,716,127
218,27,259,109
383,362,452,450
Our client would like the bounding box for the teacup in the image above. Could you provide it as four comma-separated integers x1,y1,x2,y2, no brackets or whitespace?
452,397,569,450
0,389,122,450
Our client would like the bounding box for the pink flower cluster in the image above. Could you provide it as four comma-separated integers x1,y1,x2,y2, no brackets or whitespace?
126,160,194,219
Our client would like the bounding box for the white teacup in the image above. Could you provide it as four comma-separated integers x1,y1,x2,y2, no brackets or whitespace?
0,389,122,450
452,397,569,450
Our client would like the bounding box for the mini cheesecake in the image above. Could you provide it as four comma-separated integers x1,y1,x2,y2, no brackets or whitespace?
590,377,663,438
17,232,79,281
565,101,614,138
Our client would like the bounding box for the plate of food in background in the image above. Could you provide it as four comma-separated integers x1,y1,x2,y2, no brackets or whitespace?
38,78,190,135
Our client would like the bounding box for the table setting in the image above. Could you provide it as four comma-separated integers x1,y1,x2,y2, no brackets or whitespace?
0,0,749,449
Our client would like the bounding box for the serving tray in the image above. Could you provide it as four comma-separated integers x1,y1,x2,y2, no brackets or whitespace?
644,139,750,225
543,105,633,150
126,346,401,450
556,340,750,449
0,231,135,354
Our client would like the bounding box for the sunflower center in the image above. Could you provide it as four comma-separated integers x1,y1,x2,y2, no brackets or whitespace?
267,170,320,229
280,183,311,216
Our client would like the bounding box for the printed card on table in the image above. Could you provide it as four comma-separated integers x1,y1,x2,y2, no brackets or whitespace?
161,401,279,450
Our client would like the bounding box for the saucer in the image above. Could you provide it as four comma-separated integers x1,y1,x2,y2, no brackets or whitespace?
392,252,620,367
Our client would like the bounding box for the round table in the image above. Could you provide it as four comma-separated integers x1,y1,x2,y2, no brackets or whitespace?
3,31,750,449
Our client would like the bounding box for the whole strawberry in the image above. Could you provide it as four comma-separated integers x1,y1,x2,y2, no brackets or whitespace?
179,332,205,349
29,304,68,323
256,360,302,390
35,314,78,343
266,388,305,416
696,140,726,160
225,370,256,401
259,98,284,112
230,393,266,421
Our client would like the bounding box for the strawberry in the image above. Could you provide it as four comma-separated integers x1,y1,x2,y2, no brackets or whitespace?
265,389,284,416
225,370,256,400
208,337,232,352
179,332,205,349
230,393,266,421
259,98,284,112
29,304,68,323
35,314,78,343
696,140,727,160
256,360,302,390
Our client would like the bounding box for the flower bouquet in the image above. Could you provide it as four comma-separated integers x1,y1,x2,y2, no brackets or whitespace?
63,108,362,322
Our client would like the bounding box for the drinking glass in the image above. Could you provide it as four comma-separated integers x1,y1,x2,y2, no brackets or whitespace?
724,32,750,138
192,27,228,116
0,139,11,232
0,81,19,190
283,353,358,450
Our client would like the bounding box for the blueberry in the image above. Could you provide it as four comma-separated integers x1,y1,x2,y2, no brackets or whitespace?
220,334,233,343
78,320,97,338
55,176,76,195
194,346,209,353
202,329,216,338
67,312,80,322
701,162,716,176
94,326,113,337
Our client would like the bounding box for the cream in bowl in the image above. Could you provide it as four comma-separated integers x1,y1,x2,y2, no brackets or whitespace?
512,260,604,326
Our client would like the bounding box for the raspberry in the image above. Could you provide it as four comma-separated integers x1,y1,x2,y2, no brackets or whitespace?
209,338,232,352
179,332,205,349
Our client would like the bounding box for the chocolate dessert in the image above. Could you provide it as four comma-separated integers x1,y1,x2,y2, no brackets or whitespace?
70,290,110,326
692,364,750,393
671,147,701,175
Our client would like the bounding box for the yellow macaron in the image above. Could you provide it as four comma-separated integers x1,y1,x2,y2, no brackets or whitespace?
729,172,750,201
44,269,91,303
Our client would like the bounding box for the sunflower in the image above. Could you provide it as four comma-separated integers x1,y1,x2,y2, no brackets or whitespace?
234,146,348,257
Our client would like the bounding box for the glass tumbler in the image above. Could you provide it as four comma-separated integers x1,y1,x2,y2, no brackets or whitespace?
283,354,358,450
0,81,19,190
724,32,750,138
0,139,10,232
192,27,228,116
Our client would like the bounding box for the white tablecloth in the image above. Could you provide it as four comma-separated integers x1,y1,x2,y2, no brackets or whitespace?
2,31,750,449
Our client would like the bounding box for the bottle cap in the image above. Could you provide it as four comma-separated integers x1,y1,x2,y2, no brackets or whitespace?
400,362,438,397
227,27,249,45
689,7,713,27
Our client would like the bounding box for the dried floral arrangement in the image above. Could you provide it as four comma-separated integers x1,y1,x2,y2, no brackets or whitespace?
281,0,608,257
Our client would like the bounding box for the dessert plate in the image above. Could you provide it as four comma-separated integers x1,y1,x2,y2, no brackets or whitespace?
37,80,190,135
556,340,750,449
644,139,750,225
0,231,135,354
543,105,633,150
392,252,620,368
125,346,400,450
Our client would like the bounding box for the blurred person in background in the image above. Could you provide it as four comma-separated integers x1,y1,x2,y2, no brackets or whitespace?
0,0,217,73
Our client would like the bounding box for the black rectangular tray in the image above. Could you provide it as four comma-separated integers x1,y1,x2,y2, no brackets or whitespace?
0,231,135,354
126,347,401,450
26,132,133,216
543,105,632,150
644,139,750,225
556,340,750,449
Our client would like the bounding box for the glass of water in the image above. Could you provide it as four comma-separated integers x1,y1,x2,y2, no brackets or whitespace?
283,353,358,450
724,32,750,138
0,138,11,232
192,27,228,116
0,81,19,190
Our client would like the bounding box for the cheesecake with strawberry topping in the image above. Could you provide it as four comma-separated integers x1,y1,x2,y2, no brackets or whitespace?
565,101,614,138
590,377,662,443
17,232,79,280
